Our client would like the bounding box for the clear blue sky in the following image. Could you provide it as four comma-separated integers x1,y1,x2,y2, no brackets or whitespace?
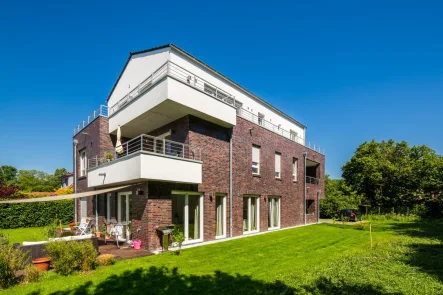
0,1,442,179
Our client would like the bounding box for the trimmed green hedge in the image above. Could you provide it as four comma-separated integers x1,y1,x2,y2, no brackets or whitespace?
0,200,74,229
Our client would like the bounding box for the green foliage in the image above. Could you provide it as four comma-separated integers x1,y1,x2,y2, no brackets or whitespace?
342,139,443,208
0,200,74,229
320,175,363,218
23,264,42,283
0,244,26,289
45,240,97,276
0,166,18,186
45,219,58,239
0,232,8,246
172,226,185,255
17,168,69,192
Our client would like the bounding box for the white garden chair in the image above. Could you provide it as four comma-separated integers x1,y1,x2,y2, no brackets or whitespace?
75,219,93,235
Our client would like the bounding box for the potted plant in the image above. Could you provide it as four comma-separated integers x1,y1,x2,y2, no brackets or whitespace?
32,257,51,272
105,152,114,162
172,226,185,255
101,223,110,240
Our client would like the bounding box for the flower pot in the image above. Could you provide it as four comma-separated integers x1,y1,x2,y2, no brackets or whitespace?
95,232,101,238
133,240,141,250
32,258,51,272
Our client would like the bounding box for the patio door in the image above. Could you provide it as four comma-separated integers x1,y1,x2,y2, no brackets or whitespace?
117,192,132,223
171,191,203,244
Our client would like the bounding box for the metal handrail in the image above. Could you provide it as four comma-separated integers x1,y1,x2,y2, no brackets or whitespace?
108,61,237,116
74,105,108,135
306,176,320,184
237,108,324,154
88,134,201,169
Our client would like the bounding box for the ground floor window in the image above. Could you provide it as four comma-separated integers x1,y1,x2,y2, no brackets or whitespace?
215,193,227,238
243,195,260,233
172,191,204,243
268,197,280,229
306,200,315,215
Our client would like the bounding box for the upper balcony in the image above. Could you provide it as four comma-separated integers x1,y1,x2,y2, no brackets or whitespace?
87,134,202,188
107,61,238,138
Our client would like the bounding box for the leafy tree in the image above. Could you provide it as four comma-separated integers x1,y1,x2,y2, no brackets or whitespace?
0,165,18,185
17,170,54,192
342,139,442,208
320,175,363,218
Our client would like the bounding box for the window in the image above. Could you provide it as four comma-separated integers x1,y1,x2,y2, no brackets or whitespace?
268,197,280,229
290,130,298,141
80,149,87,177
275,153,281,179
306,200,315,215
215,193,227,238
243,196,260,233
292,158,298,181
252,145,260,175
258,113,265,126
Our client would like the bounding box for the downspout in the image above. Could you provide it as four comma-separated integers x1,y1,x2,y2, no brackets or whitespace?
229,128,233,238
73,139,78,223
317,190,321,224
303,151,307,225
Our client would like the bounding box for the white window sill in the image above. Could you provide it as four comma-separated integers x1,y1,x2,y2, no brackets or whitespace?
243,230,260,235
268,226,280,231
183,239,203,245
215,235,226,240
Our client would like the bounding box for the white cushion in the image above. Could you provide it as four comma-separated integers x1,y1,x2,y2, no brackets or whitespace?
22,241,48,246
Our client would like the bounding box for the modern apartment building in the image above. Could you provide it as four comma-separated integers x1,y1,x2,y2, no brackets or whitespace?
73,44,325,251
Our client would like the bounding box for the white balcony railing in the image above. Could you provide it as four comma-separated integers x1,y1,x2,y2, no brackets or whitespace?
108,61,238,116
88,134,201,169
73,105,108,135
237,108,324,154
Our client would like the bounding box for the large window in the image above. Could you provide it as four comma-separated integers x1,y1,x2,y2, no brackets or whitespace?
243,196,260,233
172,192,204,243
293,158,298,181
215,193,227,238
252,145,260,175
268,197,280,229
80,149,87,177
275,153,281,179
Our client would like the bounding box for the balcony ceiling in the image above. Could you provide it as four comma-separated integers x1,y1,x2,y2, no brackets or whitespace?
112,99,234,138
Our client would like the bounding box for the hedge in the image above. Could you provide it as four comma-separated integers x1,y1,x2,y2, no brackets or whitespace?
0,200,74,229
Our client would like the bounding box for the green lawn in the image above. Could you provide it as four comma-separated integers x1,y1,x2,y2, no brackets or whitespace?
2,220,443,294
2,226,49,245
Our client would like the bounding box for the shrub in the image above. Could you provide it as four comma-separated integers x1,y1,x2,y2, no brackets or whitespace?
0,232,8,246
60,231,74,237
45,240,97,275
55,184,74,196
23,264,42,283
0,244,26,289
172,226,185,255
0,200,73,229
96,254,116,266
45,219,58,239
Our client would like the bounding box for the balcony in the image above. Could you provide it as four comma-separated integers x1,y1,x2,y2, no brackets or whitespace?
306,176,320,185
107,61,238,138
87,134,202,188
73,105,108,135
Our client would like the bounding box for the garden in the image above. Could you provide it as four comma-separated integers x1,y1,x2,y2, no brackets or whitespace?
1,215,443,294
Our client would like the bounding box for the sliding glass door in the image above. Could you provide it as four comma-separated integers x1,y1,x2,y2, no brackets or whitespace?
268,197,280,230
172,191,203,244
243,195,260,234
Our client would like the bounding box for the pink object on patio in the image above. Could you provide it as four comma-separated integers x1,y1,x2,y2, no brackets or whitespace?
133,239,141,250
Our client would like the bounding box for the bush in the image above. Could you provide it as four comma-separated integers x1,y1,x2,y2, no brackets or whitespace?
60,231,74,237
0,200,73,229
45,240,97,275
23,264,42,283
0,232,8,246
172,226,185,255
0,244,26,289
96,254,116,266
55,185,74,196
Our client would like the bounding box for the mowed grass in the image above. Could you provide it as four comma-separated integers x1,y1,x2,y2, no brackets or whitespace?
2,226,49,245
3,220,443,294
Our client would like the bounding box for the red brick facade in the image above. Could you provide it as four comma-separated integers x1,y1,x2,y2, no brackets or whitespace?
74,114,325,251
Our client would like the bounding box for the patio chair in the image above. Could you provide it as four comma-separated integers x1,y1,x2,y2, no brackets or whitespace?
75,219,93,236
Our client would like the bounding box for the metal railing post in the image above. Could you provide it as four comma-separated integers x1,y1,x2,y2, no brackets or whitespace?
182,144,185,158
163,138,166,155
141,135,143,152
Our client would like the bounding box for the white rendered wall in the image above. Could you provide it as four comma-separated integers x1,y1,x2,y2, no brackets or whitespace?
87,153,202,188
108,48,170,108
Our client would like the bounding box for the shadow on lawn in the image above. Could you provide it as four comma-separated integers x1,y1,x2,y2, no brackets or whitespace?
26,266,401,295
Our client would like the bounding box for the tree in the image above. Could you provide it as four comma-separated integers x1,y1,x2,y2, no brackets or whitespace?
320,175,363,218
342,139,442,208
0,165,18,185
0,179,21,199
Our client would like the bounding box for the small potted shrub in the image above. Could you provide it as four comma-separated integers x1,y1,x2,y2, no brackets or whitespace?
101,223,110,240
172,226,185,255
105,152,114,162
